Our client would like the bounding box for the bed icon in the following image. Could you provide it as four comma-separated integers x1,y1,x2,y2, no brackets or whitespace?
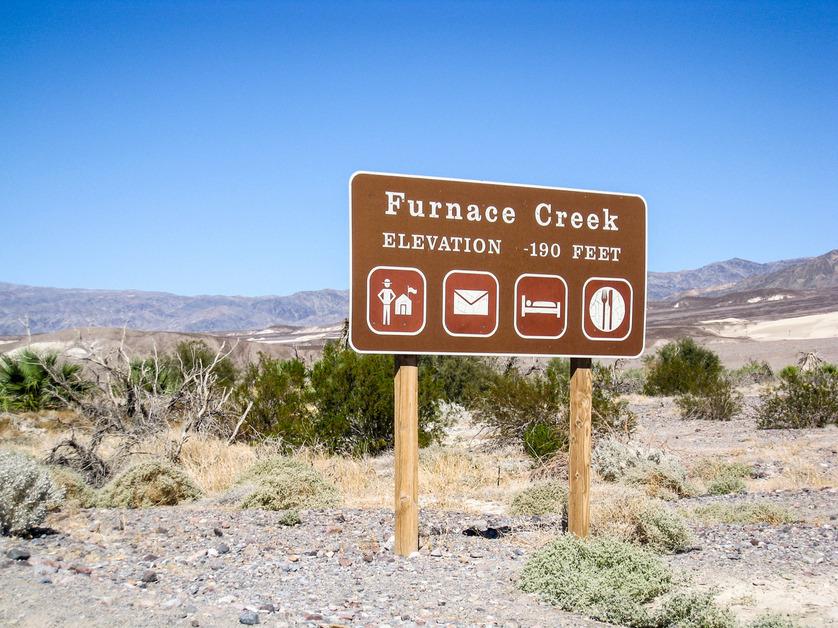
521,295,561,318
514,274,568,339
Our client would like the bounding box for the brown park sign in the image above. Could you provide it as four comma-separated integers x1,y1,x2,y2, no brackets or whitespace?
349,172,647,358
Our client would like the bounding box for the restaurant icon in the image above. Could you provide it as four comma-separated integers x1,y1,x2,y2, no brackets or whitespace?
514,274,568,339
443,270,498,337
367,266,426,335
582,278,633,341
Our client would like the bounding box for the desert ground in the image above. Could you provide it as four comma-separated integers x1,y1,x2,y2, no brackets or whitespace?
1,383,836,627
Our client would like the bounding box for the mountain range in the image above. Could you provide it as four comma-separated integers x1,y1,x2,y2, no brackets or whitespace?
1,249,835,336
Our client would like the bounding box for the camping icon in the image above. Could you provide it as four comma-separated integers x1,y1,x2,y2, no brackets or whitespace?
366,267,426,336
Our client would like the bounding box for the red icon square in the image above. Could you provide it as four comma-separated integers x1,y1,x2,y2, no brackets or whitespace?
442,270,499,337
582,278,633,341
514,274,568,339
366,266,426,335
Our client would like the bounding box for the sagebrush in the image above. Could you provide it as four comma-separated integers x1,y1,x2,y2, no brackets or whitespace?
643,338,724,396
593,438,695,499
676,376,743,421
519,535,673,626
0,449,64,535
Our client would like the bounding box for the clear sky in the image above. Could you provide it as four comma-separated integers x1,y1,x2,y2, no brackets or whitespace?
1,1,836,296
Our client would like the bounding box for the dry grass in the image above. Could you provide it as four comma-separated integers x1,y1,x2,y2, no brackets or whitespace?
176,436,257,495
288,445,532,512
744,442,838,492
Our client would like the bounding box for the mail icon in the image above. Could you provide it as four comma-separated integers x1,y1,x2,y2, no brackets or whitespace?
453,289,489,316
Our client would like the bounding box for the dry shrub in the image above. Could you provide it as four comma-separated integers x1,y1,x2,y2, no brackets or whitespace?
99,459,202,508
687,501,796,525
594,438,696,500
48,466,97,508
239,456,342,511
591,485,693,553
509,480,567,516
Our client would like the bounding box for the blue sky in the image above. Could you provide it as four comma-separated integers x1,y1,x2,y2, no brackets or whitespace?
1,1,836,296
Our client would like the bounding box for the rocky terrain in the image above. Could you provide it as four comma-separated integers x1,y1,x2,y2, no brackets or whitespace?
1,394,837,627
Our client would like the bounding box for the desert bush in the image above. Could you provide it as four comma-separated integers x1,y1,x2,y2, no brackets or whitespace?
239,456,342,510
687,501,796,525
519,535,673,627
232,354,312,444
707,474,747,495
593,438,695,499
0,350,92,412
693,460,751,495
48,466,97,508
308,342,446,455
757,363,838,429
676,376,743,421
655,591,735,628
591,486,693,553
0,449,64,535
643,338,724,396
278,509,301,526
473,360,635,460
509,480,567,516
99,460,202,508
420,355,495,407
746,613,800,628
731,359,774,385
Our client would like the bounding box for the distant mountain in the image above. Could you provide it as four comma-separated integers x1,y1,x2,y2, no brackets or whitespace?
719,249,838,293
2,249,834,335
0,283,349,335
648,256,805,301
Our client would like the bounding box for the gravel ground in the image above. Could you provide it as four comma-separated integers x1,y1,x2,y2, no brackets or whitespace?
0,508,605,628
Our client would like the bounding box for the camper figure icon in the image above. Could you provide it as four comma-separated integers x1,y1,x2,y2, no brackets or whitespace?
378,278,417,325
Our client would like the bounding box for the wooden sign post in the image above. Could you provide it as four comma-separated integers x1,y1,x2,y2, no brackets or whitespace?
568,357,593,537
349,172,647,554
393,354,419,555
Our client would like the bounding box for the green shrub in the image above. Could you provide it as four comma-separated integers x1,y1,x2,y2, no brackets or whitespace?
509,480,567,515
420,355,495,407
473,360,635,460
757,363,838,429
687,501,796,525
592,487,693,553
308,342,446,455
519,535,673,627
746,612,800,628
731,360,774,386
48,467,97,508
643,338,724,396
99,460,202,508
676,377,743,421
239,456,341,510
0,350,92,412
233,354,312,444
0,450,65,535
706,474,747,495
655,591,735,628
278,509,301,526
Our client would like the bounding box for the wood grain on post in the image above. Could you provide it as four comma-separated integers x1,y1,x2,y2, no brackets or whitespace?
568,357,593,538
393,354,419,556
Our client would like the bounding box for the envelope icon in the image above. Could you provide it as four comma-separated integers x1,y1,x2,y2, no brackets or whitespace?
453,289,489,315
